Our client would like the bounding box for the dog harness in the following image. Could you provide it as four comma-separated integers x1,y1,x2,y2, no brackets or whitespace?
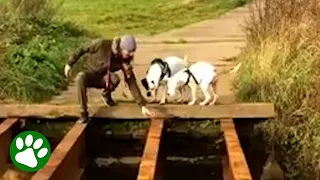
150,58,171,80
184,69,199,85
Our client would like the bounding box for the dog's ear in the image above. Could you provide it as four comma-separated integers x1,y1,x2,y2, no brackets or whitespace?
151,58,163,65
140,78,149,90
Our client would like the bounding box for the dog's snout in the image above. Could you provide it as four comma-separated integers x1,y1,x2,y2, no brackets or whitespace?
146,91,151,97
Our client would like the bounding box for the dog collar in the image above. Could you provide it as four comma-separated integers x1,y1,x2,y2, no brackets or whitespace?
184,69,199,85
150,58,171,80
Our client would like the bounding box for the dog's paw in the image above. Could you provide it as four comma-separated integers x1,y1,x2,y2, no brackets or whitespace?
176,98,184,104
200,102,208,106
149,98,157,103
188,101,196,105
209,96,219,105
159,101,165,105
209,101,217,106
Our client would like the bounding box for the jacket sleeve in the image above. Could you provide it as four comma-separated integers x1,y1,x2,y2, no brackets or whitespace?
121,63,147,107
67,39,101,66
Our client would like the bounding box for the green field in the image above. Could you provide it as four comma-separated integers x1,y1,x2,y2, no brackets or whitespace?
57,0,248,38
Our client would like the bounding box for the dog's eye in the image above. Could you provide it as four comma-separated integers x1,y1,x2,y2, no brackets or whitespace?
151,80,155,84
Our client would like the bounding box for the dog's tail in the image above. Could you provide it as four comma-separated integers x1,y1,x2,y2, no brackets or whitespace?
183,54,189,63
229,62,242,74
216,62,242,76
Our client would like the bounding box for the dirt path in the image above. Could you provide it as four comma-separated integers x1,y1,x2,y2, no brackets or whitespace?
48,4,251,106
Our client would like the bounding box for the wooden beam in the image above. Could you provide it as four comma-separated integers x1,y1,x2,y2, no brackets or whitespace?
220,118,252,180
0,103,275,119
0,104,100,119
31,122,86,180
137,119,165,180
222,155,234,180
0,118,19,177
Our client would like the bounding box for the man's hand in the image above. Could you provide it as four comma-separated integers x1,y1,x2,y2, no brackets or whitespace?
64,64,72,79
141,106,156,117
121,62,134,80
141,106,166,118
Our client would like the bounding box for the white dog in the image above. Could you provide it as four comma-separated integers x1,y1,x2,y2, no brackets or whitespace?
166,61,242,106
141,55,189,104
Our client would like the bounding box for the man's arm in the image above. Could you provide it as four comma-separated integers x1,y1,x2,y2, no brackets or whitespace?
67,39,102,66
67,45,90,67
121,63,147,107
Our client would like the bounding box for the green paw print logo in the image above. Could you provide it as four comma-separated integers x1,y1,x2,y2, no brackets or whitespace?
10,131,51,172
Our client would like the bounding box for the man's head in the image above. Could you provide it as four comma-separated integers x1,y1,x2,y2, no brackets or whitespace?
119,35,136,60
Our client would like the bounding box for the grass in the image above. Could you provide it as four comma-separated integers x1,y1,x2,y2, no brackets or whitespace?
233,0,320,179
58,0,249,38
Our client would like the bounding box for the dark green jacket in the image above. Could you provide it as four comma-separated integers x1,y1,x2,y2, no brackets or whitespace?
67,38,146,106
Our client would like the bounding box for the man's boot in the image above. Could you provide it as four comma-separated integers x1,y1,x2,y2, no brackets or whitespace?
101,92,117,106
78,111,90,123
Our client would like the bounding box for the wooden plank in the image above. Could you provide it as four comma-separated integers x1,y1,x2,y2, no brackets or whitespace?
0,103,275,119
0,118,19,177
31,122,87,180
220,118,252,180
137,119,165,180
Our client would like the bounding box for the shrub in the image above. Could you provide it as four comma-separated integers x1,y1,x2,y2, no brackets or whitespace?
234,0,320,179
0,0,92,102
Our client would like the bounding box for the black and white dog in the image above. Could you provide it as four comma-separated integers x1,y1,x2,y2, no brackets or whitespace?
166,61,242,106
141,55,188,104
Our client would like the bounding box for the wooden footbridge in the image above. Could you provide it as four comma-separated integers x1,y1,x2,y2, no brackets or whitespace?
0,103,275,180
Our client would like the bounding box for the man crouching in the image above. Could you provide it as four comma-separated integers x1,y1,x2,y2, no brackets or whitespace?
64,35,156,123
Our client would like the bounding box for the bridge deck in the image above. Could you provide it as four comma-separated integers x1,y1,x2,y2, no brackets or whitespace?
0,103,275,119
